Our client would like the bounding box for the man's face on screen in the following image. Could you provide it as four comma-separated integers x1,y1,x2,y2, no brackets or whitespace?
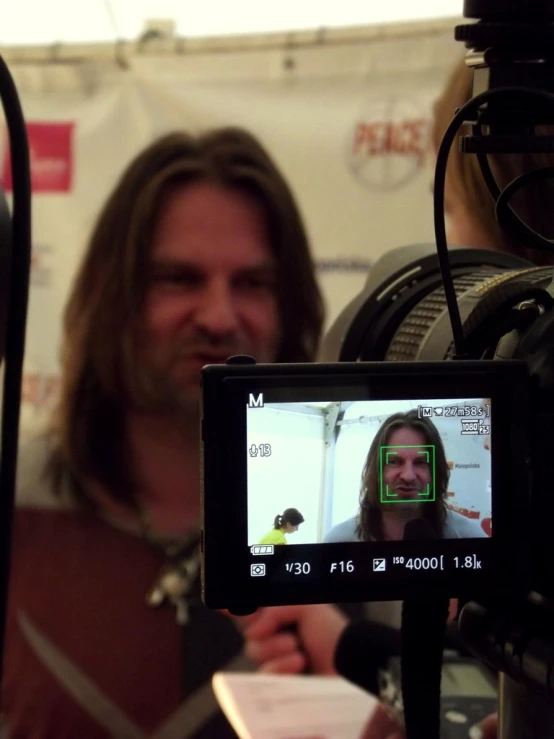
382,427,432,502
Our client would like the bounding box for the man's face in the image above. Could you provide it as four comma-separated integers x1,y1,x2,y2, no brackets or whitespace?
142,181,280,409
382,426,432,502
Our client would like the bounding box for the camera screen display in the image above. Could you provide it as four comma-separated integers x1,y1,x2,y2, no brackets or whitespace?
201,360,530,612
248,399,491,548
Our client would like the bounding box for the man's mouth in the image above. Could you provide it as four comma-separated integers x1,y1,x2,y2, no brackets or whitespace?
395,487,420,496
188,352,237,364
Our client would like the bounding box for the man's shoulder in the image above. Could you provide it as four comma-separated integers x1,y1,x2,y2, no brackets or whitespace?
324,516,359,543
16,428,73,511
445,508,486,538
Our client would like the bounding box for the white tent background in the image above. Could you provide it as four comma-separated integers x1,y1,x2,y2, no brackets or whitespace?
0,2,464,44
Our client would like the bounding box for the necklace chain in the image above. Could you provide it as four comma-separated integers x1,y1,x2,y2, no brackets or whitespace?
141,514,201,625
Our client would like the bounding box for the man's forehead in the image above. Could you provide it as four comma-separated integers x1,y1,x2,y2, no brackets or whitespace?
387,426,428,446
151,182,275,259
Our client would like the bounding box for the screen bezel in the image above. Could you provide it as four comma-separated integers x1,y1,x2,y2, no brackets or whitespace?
201,360,531,612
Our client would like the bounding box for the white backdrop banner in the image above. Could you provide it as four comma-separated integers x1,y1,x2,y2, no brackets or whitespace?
1,20,462,430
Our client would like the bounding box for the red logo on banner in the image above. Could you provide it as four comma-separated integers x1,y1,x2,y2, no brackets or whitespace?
347,98,431,190
3,122,74,193
351,119,428,158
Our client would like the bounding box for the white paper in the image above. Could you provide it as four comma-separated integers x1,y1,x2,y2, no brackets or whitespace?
212,672,380,739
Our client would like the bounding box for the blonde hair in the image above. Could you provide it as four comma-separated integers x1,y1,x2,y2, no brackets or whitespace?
433,58,554,266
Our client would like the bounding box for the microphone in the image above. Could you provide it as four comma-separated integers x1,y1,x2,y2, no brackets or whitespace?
334,619,401,696
403,517,437,541
401,517,445,739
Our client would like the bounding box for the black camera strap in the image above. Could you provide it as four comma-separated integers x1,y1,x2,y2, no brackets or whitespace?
400,519,450,739
400,595,450,739
401,596,449,739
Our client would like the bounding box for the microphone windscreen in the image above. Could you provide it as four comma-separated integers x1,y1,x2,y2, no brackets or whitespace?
334,619,401,695
403,517,438,541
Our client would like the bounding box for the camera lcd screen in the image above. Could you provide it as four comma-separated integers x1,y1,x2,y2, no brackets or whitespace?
248,399,491,548
201,360,530,612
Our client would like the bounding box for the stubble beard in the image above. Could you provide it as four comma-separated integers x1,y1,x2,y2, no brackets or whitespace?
133,352,201,426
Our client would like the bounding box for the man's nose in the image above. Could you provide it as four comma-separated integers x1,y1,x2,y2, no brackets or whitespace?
194,281,240,337
400,462,416,482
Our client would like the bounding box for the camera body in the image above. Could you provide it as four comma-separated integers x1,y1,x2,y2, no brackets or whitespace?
199,2,554,735
201,358,531,614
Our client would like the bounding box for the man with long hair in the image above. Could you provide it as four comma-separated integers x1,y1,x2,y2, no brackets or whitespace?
325,410,485,542
2,127,326,737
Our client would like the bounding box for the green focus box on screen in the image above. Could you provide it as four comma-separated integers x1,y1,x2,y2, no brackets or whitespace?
379,444,436,503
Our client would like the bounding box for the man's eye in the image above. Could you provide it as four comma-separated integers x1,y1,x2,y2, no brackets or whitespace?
236,274,276,291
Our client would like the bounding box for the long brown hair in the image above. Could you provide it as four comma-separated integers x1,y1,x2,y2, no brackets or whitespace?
357,410,449,541
433,58,554,266
49,127,324,507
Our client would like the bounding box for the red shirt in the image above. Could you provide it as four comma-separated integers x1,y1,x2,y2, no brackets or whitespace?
4,505,186,737
3,493,243,738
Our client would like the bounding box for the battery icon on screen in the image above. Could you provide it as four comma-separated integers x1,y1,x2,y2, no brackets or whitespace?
251,545,274,555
